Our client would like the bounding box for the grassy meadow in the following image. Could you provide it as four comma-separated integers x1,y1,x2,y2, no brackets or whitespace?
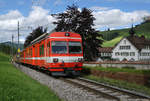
0,53,61,101
102,36,123,47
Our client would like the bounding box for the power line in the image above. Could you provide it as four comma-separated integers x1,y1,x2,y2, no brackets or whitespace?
32,0,46,7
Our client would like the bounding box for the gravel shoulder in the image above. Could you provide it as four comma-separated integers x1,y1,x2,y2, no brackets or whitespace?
13,63,112,101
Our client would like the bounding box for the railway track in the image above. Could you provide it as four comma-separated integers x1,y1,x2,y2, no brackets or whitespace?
60,77,150,101
14,63,150,101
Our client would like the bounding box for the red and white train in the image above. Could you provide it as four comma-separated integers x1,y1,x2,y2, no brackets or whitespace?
19,32,83,76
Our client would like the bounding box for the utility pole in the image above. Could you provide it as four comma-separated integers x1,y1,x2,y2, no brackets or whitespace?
12,34,14,56
18,21,20,52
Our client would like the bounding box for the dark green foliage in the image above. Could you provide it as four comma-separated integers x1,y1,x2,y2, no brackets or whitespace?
102,32,119,41
52,5,103,60
0,43,17,55
24,26,47,48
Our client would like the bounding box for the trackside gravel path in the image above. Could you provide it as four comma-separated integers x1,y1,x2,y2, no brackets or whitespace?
14,63,113,101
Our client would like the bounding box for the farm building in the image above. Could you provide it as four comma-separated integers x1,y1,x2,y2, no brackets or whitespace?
99,35,150,61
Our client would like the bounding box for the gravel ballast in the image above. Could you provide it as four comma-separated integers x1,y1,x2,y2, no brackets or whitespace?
13,63,113,101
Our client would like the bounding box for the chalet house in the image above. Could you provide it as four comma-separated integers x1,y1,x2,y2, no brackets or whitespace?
99,35,150,61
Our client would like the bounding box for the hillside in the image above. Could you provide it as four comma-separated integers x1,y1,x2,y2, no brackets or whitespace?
100,22,150,47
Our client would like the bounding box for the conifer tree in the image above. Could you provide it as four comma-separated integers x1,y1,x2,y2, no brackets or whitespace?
24,26,47,48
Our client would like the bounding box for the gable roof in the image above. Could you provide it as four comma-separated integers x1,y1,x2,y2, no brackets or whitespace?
98,47,114,53
126,35,150,50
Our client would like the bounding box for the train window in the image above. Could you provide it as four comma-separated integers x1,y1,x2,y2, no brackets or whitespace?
69,42,82,54
35,47,37,57
52,41,67,54
47,42,50,48
40,44,44,56
30,48,32,57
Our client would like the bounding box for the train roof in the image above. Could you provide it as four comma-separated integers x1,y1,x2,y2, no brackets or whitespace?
23,32,81,50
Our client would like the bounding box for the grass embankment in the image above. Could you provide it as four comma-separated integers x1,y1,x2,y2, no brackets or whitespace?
0,53,61,101
102,36,123,47
82,66,150,96
84,66,150,75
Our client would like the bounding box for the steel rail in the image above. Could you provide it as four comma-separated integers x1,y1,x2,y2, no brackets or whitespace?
60,78,120,101
78,77,150,100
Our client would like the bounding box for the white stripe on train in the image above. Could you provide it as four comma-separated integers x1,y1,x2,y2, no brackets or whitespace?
23,56,83,63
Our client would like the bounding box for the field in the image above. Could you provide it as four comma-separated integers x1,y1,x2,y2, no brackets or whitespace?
0,53,61,101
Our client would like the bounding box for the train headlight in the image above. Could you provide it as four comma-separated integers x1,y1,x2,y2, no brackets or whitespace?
65,33,70,36
53,58,58,63
78,58,83,62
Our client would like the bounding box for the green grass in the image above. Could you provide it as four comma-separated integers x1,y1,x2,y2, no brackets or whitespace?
102,36,123,47
84,75,150,96
83,66,150,76
0,53,61,101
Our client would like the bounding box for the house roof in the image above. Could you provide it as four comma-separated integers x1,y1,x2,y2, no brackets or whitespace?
98,47,113,53
126,35,150,50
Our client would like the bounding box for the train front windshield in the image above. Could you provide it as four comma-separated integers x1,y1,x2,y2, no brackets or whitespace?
69,42,82,54
52,41,67,53
52,41,82,54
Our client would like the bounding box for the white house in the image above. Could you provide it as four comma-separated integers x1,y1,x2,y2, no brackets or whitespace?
99,35,150,61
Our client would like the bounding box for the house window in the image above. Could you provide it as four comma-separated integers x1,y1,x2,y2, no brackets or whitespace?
120,46,122,50
127,46,130,49
124,40,126,44
119,46,130,50
130,52,135,56
141,52,148,56
115,52,120,56
121,52,129,56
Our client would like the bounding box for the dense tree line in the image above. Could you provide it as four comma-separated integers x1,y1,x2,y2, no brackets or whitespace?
102,32,119,41
24,26,47,48
52,5,103,60
0,44,17,55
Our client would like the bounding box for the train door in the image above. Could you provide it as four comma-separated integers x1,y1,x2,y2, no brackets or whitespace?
39,41,45,67
46,39,51,64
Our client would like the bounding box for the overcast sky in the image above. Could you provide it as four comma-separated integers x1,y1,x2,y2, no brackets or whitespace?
0,0,150,43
